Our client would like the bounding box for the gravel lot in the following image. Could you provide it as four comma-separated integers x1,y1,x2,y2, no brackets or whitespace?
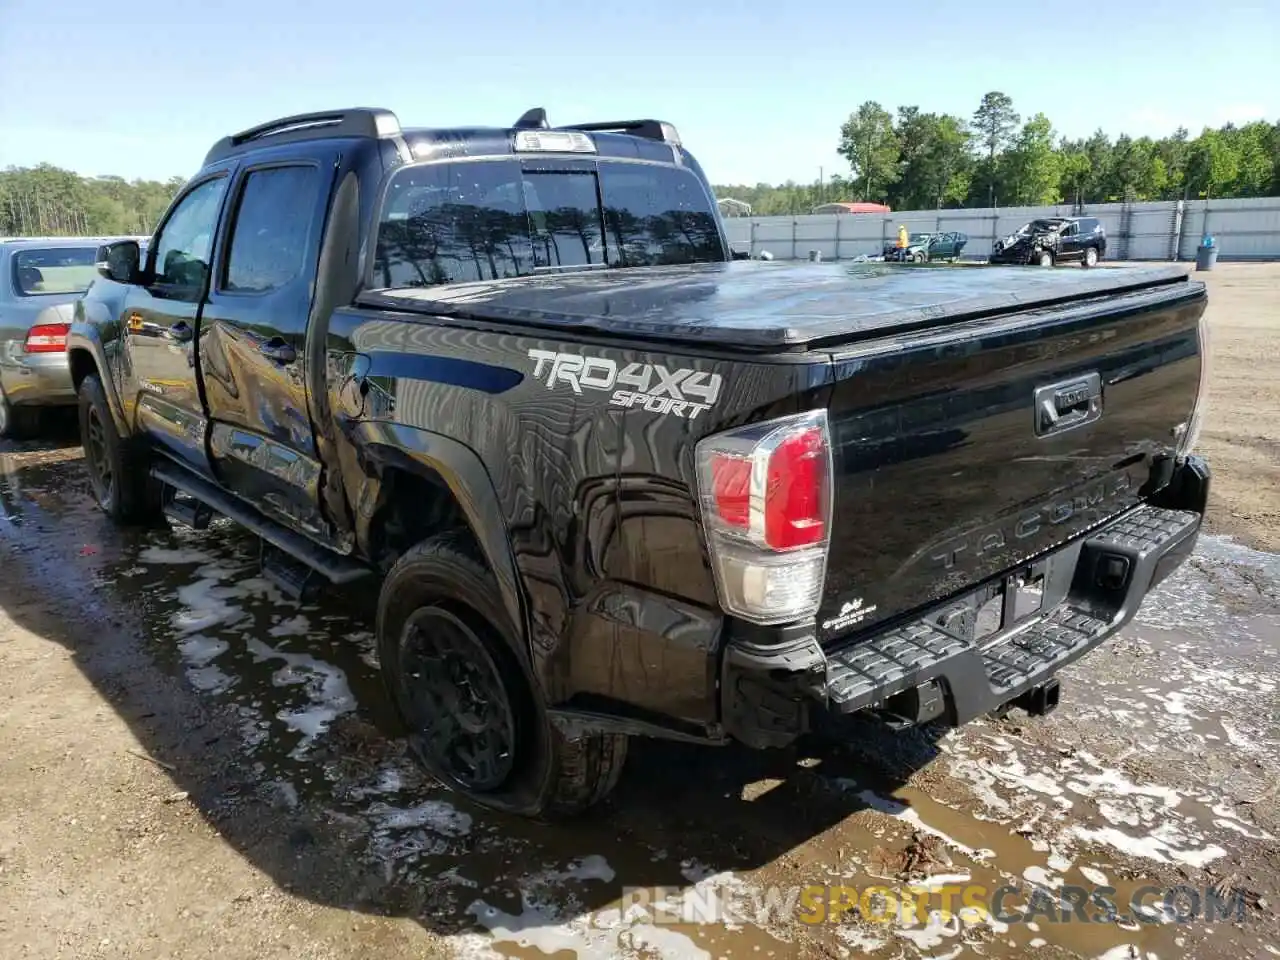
1,262,1277,960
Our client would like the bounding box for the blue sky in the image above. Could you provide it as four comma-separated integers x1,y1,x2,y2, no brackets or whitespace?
2,0,1275,186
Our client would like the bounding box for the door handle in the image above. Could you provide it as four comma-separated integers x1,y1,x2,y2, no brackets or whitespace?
167,321,193,342
259,339,297,365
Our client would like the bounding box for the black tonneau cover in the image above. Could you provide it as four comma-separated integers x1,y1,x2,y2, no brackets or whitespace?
363,261,1192,350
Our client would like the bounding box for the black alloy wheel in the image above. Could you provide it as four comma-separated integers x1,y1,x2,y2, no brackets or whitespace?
398,605,518,791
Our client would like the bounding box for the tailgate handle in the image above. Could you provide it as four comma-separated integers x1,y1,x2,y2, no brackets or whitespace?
1034,372,1102,437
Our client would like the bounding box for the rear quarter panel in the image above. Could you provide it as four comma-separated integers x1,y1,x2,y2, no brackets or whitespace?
327,305,830,730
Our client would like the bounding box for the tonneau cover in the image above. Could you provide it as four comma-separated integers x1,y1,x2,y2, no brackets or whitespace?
364,260,1192,350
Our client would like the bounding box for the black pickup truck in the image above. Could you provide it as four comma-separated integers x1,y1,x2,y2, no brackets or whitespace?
69,107,1211,818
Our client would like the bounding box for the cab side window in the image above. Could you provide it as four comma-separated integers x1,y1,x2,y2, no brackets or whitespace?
223,166,320,293
151,177,229,301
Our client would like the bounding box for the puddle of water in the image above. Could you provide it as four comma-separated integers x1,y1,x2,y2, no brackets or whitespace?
6,456,1277,960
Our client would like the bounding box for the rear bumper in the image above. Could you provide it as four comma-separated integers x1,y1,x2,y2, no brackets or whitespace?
721,455,1210,748
0,348,74,406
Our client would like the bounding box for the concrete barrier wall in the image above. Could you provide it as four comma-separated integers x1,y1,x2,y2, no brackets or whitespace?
721,198,1280,262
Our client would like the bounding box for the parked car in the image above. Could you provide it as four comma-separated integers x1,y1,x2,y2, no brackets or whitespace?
0,237,126,438
989,216,1107,267
884,230,969,263
71,107,1210,818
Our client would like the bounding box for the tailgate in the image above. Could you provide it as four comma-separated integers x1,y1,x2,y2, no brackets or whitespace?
817,279,1207,641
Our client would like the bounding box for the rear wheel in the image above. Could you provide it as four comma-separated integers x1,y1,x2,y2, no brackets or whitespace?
78,374,161,524
1036,251,1054,267
1082,246,1099,268
377,533,627,817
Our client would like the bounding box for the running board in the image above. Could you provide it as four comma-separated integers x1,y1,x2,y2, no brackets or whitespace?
150,462,370,585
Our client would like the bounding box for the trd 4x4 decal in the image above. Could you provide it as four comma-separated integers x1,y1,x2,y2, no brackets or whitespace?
527,349,723,419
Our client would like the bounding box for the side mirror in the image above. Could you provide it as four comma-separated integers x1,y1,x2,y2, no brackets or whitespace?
730,248,750,261
96,240,141,283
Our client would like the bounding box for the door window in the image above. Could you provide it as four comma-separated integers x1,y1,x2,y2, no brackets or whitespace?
151,177,229,301
223,166,321,293
1061,222,1079,237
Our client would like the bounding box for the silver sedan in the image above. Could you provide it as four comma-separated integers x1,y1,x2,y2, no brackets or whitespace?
0,237,120,438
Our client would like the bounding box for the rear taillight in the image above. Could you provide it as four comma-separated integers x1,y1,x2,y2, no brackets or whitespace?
24,323,69,353
695,409,832,625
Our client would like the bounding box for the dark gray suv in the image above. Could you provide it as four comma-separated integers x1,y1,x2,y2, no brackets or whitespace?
989,216,1107,268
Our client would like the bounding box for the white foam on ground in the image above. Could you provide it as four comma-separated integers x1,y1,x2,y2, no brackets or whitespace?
1071,825,1226,868
464,879,716,960
268,614,311,638
1023,865,1063,890
858,791,996,862
894,910,959,950
367,799,472,836
1079,866,1109,885
172,578,248,634
244,636,355,754
185,664,234,693
1065,763,1181,811
981,757,1065,797
175,634,233,693
139,546,215,564
837,927,886,952
1094,947,1140,960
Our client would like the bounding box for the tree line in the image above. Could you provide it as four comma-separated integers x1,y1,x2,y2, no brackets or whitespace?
0,164,185,237
714,92,1280,216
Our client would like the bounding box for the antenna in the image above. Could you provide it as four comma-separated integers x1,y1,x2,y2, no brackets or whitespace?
514,107,549,130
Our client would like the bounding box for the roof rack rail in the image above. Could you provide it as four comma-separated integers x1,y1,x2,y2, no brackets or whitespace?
560,119,681,146
203,108,402,165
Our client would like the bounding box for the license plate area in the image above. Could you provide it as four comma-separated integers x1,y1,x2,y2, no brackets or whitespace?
932,561,1049,646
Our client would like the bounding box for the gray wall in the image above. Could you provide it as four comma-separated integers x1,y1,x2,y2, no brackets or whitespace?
721,197,1280,262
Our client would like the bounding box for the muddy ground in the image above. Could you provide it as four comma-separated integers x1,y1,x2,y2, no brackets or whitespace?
1,262,1277,960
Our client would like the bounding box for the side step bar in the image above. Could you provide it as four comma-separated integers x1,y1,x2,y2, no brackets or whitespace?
151,462,370,586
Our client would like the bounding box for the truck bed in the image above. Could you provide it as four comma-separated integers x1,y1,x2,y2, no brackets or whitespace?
365,260,1195,350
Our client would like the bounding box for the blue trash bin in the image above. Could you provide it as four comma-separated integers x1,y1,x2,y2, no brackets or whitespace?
1195,243,1218,272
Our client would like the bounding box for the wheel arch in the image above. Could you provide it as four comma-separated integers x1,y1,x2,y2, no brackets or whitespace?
355,424,528,666
66,324,129,436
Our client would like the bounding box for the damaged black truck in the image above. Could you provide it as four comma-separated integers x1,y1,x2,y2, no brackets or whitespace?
68,107,1211,818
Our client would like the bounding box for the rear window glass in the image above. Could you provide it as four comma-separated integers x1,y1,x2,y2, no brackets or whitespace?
12,247,99,297
373,159,723,289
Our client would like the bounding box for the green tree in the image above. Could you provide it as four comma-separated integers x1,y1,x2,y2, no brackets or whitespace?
889,109,973,209
0,164,182,236
1001,113,1061,205
1227,121,1275,197
837,101,900,203
1185,129,1240,198
1059,143,1092,208
972,91,1019,206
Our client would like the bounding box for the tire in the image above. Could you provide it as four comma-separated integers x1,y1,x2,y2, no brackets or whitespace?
377,533,627,818
1036,251,1054,267
1082,246,1099,268
0,390,15,440
0,389,41,440
77,374,161,524
911,251,926,263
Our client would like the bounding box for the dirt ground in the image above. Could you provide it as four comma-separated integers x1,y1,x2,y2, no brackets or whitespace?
1,262,1277,960
1192,264,1280,553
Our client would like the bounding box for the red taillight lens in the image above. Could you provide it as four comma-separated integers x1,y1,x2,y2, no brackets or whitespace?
764,426,827,548
695,410,833,625
711,453,752,529
24,323,69,353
